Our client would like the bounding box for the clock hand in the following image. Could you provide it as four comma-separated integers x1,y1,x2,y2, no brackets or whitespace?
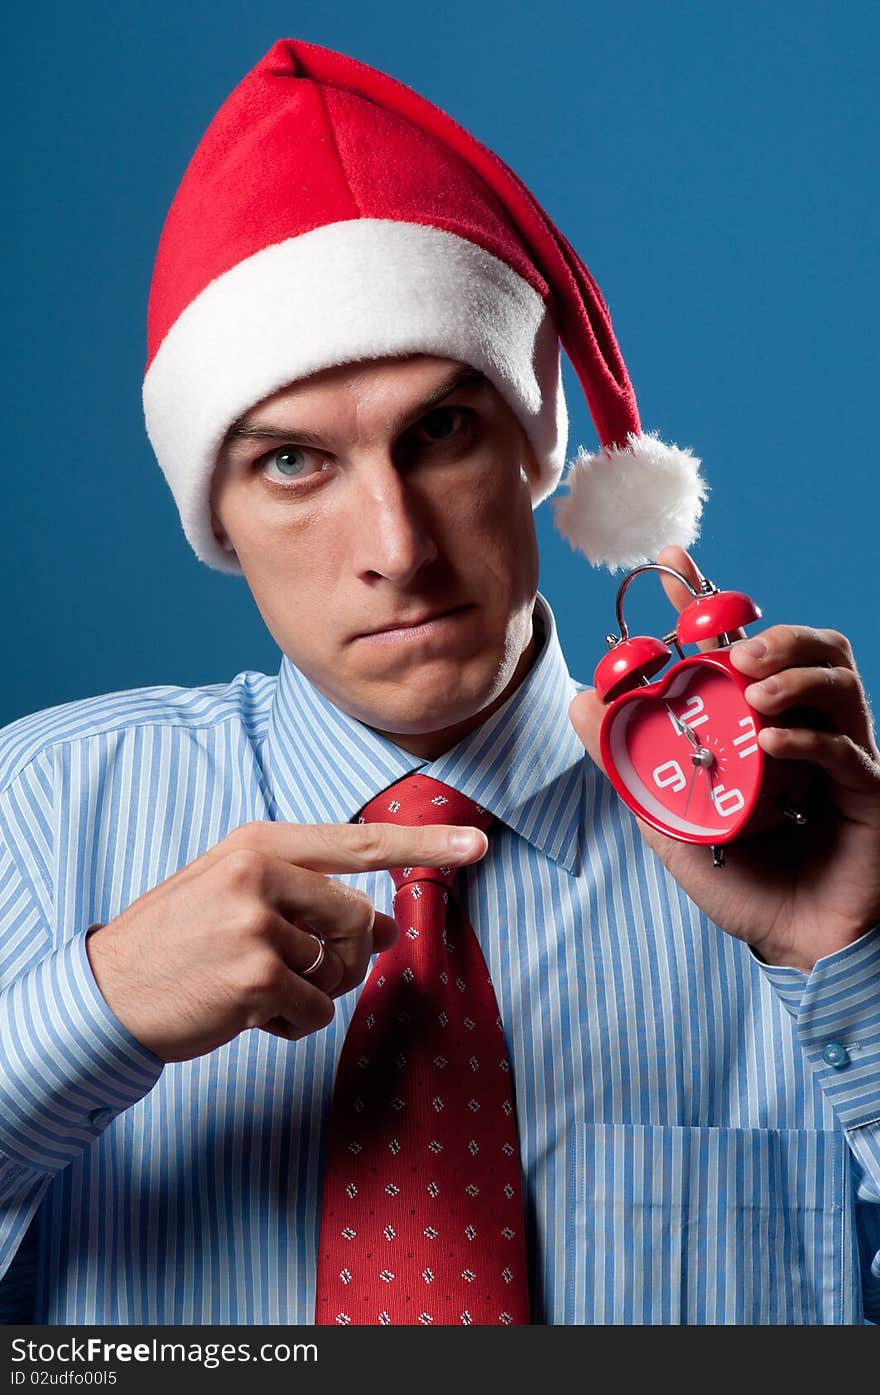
683,744,715,820
665,703,716,822
683,762,700,819
665,703,702,751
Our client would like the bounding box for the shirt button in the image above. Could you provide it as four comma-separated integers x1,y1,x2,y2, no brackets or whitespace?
88,1107,115,1128
821,1041,849,1069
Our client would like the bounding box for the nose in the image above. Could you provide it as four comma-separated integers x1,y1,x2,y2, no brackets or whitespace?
348,457,439,584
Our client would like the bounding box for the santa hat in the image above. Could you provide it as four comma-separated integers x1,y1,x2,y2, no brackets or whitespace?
143,37,708,575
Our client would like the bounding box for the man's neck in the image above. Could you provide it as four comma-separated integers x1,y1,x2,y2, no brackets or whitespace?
369,609,545,760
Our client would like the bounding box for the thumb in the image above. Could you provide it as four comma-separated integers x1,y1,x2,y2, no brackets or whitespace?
656,544,704,617
655,543,747,651
569,688,608,775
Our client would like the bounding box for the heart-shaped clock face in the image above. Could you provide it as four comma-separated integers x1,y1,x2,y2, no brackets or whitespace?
599,653,764,843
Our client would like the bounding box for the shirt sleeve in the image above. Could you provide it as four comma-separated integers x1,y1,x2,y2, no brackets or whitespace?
754,926,880,1320
0,762,165,1290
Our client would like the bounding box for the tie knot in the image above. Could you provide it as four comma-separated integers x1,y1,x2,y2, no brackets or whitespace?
356,773,494,893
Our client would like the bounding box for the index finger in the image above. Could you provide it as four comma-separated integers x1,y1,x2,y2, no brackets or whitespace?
223,818,490,875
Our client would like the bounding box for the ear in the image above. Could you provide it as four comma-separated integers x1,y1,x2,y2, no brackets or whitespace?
520,433,542,490
210,508,236,554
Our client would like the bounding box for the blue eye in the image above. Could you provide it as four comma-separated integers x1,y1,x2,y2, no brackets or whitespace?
260,446,330,486
269,447,308,478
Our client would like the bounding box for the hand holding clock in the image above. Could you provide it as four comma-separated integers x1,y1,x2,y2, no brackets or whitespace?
569,545,880,972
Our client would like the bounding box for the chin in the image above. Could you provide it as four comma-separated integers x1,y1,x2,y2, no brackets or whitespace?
349,673,489,735
369,693,482,735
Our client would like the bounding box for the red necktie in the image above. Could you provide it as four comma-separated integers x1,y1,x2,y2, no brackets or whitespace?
314,773,531,1326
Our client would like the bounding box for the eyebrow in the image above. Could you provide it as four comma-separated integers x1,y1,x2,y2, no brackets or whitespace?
223,365,487,449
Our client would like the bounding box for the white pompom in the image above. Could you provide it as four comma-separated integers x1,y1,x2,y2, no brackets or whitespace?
550,431,710,572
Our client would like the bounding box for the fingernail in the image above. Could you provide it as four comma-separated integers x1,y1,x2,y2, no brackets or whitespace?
731,638,767,664
745,676,779,698
449,828,482,853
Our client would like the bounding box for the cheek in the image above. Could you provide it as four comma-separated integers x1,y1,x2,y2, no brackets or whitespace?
443,448,529,522
461,462,537,557
229,502,339,615
242,550,341,657
228,489,330,564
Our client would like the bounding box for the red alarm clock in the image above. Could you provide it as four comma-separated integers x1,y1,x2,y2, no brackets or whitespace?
594,563,820,867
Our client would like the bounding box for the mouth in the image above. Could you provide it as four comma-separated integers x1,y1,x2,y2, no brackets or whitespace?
355,604,471,642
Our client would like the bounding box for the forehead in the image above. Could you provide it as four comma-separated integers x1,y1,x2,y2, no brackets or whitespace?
232,354,476,429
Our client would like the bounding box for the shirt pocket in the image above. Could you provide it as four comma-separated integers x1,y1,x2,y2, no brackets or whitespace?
565,1122,859,1324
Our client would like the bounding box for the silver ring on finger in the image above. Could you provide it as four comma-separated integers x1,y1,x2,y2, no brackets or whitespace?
300,934,326,979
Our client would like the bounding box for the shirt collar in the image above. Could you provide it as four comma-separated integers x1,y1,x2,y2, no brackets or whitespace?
263,590,589,874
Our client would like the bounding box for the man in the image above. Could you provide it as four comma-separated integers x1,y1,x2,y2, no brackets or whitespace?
1,37,878,1325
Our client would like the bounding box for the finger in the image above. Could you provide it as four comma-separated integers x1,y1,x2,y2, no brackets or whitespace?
283,909,398,997
258,967,337,1042
757,726,880,825
259,863,391,992
655,545,748,652
656,544,705,614
729,625,859,678
296,929,327,976
287,924,346,997
367,911,400,952
742,664,876,751
221,818,490,877
568,688,608,774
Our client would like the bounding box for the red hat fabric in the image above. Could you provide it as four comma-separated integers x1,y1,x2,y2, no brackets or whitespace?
143,37,708,573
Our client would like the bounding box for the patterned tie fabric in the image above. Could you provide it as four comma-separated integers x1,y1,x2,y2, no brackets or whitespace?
314,773,531,1326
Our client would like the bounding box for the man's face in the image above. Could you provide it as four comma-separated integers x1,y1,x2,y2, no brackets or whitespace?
210,355,541,757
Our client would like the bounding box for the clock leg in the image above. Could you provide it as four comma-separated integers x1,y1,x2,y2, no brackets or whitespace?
711,844,725,868
781,803,808,825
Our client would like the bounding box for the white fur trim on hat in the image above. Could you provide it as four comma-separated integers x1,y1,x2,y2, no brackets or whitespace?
550,431,710,572
142,218,568,574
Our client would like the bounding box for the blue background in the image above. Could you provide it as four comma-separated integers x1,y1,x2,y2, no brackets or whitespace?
3,0,877,727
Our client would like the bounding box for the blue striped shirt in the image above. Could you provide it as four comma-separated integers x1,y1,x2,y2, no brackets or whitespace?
1,590,879,1324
